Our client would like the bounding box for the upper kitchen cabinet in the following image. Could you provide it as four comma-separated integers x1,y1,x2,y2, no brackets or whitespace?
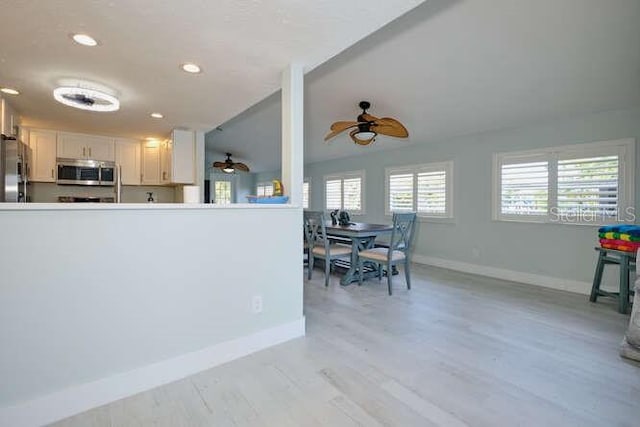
141,140,161,185
141,130,195,185
1,97,19,137
170,129,195,184
29,129,57,182
115,138,141,185
57,132,115,161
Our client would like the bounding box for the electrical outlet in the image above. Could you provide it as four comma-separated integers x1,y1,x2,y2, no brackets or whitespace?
251,295,263,313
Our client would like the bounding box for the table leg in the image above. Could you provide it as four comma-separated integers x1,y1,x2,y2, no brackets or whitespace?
590,250,606,302
619,255,630,314
340,237,376,286
340,238,362,286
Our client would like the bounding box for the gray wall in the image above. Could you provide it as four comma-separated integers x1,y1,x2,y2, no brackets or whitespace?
0,206,303,410
302,107,640,290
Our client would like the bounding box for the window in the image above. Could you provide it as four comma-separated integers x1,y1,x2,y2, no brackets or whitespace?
385,161,453,218
493,139,635,224
302,179,310,209
324,170,365,214
256,181,273,197
212,177,233,204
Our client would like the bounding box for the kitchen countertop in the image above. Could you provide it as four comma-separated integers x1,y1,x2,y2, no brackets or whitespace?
0,203,298,211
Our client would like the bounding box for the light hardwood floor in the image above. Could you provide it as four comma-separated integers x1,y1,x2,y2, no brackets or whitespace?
53,265,640,427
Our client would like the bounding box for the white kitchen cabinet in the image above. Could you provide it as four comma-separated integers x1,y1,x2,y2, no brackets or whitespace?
29,129,57,182
141,140,161,185
160,138,172,184
170,129,195,184
57,132,115,161
1,97,19,137
115,138,141,185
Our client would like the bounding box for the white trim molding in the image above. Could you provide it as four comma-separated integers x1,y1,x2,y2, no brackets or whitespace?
412,254,590,295
0,318,306,427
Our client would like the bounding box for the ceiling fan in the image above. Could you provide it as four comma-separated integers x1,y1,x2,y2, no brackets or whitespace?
213,153,250,173
324,101,409,145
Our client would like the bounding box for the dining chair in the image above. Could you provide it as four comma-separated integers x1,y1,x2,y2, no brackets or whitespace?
304,211,352,287
358,212,417,295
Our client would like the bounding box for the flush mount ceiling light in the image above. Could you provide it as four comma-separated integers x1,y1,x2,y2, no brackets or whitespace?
181,63,202,74
71,33,98,46
53,87,120,112
150,112,164,119
0,87,20,95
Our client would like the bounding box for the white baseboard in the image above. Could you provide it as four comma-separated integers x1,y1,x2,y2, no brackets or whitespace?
0,317,306,427
412,254,591,295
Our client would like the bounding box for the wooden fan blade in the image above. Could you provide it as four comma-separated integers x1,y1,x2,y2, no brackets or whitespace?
330,121,359,131
213,162,226,168
349,129,376,146
361,113,379,122
325,121,359,141
233,162,250,172
372,117,409,138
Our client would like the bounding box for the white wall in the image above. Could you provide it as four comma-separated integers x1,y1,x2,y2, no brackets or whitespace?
301,107,640,293
0,205,303,425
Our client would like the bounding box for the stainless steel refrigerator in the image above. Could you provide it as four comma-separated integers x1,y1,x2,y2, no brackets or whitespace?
0,134,30,202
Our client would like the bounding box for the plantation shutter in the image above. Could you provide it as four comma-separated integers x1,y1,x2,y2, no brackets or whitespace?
557,155,619,218
302,181,309,209
389,173,414,212
417,170,447,214
500,160,549,216
343,177,362,211
325,179,342,210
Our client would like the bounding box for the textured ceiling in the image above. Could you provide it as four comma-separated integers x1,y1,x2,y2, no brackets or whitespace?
206,0,640,172
0,0,425,139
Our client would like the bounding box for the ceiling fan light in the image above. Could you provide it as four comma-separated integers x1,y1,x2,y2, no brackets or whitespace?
352,131,377,144
222,166,235,173
53,86,119,112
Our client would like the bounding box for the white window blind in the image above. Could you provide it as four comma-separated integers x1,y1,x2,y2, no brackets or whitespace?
386,162,453,218
417,170,447,214
324,171,365,214
256,182,273,197
493,139,635,224
500,161,548,216
557,155,618,218
389,173,413,212
343,178,362,211
302,181,310,209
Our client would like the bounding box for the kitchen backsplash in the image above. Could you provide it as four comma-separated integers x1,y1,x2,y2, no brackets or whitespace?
29,183,178,203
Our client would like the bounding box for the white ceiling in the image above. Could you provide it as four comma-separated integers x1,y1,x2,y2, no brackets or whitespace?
0,0,425,139
206,0,640,172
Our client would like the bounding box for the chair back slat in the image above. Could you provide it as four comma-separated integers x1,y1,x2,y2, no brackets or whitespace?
304,211,330,252
389,212,417,257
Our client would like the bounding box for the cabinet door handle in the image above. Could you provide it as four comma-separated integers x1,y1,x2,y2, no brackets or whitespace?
89,147,92,157
51,169,54,178
83,147,86,157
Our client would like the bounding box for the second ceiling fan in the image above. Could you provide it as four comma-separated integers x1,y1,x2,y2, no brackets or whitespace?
324,101,409,145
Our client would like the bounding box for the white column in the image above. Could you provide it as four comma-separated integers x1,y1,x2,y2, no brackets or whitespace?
281,64,304,206
195,131,206,202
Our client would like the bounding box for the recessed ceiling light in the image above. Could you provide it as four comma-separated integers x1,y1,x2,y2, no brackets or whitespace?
0,87,20,95
181,63,202,74
53,87,119,112
72,33,98,47
150,112,164,119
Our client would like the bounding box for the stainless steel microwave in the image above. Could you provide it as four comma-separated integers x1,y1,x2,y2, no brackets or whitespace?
56,158,116,186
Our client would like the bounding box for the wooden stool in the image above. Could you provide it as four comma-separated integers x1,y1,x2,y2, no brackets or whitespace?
590,247,636,314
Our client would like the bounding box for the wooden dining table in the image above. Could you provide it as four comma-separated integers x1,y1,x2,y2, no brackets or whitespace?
325,221,393,285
